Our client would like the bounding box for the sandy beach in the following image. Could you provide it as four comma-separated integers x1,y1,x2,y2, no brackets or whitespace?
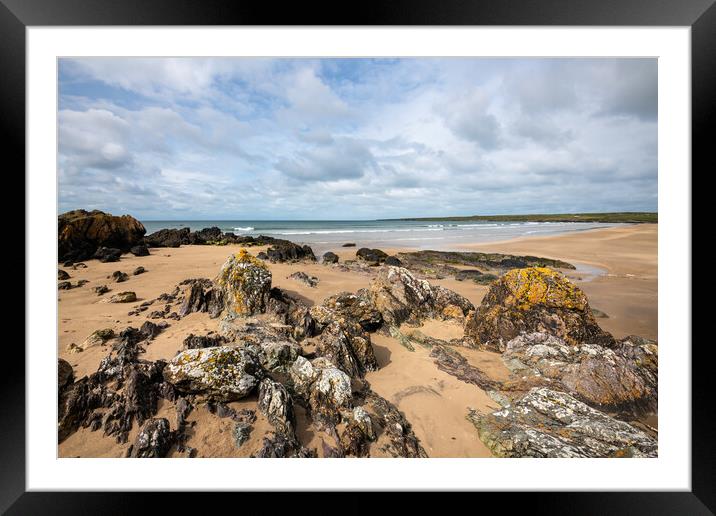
58,223,657,458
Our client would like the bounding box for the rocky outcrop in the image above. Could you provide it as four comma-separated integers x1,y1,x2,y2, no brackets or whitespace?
257,378,296,436
144,228,191,248
58,209,146,262
289,356,353,428
368,266,474,326
265,241,316,263
177,278,224,318
310,291,383,333
503,332,658,416
464,267,614,351
467,387,657,458
215,251,272,317
163,346,262,401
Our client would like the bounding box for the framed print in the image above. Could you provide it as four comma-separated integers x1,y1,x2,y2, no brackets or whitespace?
3,0,711,512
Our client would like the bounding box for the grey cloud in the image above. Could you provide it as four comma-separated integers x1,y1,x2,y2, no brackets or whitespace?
275,139,375,182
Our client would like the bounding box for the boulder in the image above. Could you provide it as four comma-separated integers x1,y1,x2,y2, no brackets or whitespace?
266,241,316,263
215,250,272,317
187,226,223,244
368,266,474,326
464,267,614,352
503,332,658,415
93,247,122,263
315,320,378,378
384,256,402,267
289,357,352,427
58,281,73,290
127,418,173,458
133,266,146,275
467,387,657,458
310,291,383,332
130,244,150,257
92,285,110,296
356,247,388,265
322,251,339,264
163,346,261,401
144,228,191,248
58,209,146,262
58,358,74,390
58,269,70,280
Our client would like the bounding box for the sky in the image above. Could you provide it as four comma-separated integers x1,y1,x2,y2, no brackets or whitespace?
58,58,657,220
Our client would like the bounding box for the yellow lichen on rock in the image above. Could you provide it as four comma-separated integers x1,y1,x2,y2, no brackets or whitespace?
500,267,587,311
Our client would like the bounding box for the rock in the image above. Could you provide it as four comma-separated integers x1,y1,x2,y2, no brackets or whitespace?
255,432,316,458
58,358,74,390
256,251,269,260
454,269,485,281
289,357,352,427
258,340,301,373
144,228,191,248
368,266,474,326
66,343,83,353
133,266,146,276
356,247,388,265
265,241,316,263
187,226,223,245
287,271,319,288
130,244,150,257
58,209,146,263
77,279,89,287
315,320,378,378
182,333,226,350
72,262,87,269
257,378,296,435
338,406,376,457
93,247,122,263
233,421,253,448
58,281,73,290
430,344,500,391
362,391,428,458
384,256,402,267
310,291,383,333
163,346,261,401
464,267,614,352
58,269,71,280
92,285,110,296
322,251,339,264
111,271,129,283
215,250,272,317
503,332,657,415
80,328,115,350
342,243,356,247
177,278,224,318
467,387,657,458
140,321,164,340
592,308,609,319
106,291,137,303
127,418,173,458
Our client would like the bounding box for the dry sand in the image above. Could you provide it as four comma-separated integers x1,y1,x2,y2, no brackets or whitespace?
58,223,657,457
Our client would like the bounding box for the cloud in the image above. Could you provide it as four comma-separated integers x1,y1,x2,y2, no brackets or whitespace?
58,57,658,219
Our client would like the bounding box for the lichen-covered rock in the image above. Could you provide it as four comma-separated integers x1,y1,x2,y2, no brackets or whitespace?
58,209,146,262
258,340,301,373
257,378,296,435
361,391,428,458
58,358,74,390
310,291,383,332
105,291,137,303
163,346,261,401
289,356,353,427
215,250,272,316
368,266,474,326
182,333,226,350
467,387,657,458
127,418,173,458
503,332,658,415
465,267,614,351
338,406,376,457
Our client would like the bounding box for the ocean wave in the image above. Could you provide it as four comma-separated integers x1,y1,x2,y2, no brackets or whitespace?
233,226,254,232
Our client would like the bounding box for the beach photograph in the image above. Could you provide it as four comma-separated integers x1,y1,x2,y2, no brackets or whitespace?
57,57,658,459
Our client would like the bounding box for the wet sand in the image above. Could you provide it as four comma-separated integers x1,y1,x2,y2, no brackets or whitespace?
58,223,657,457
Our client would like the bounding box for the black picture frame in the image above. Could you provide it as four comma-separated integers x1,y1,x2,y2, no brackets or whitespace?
2,0,710,513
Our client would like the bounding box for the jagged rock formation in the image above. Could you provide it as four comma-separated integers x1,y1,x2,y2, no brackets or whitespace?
58,209,146,262
468,387,657,458
215,250,272,317
464,267,614,351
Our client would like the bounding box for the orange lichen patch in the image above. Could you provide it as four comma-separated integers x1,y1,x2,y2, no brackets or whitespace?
499,267,587,311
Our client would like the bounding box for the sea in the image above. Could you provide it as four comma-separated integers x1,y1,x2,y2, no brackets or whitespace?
140,219,619,257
